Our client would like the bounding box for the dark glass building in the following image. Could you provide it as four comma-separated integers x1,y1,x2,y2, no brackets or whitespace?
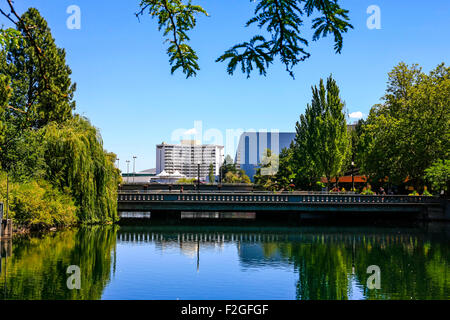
235,132,296,181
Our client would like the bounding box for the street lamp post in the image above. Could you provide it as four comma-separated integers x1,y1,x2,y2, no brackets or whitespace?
351,161,355,192
126,160,130,184
6,171,9,221
133,156,137,184
197,163,200,192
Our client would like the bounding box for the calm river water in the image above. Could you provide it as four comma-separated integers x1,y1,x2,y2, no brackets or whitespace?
0,218,449,300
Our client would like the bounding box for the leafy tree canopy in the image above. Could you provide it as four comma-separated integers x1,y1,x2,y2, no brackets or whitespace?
294,75,350,188
357,62,450,188
0,8,76,131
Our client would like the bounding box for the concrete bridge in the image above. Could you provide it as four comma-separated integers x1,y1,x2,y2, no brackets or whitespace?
117,191,447,220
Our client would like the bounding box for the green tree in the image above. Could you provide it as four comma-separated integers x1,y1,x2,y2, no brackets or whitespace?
0,28,20,157
0,73,10,154
0,8,77,177
223,170,251,184
208,163,215,184
358,63,450,189
1,8,76,130
0,8,121,226
138,0,353,78
424,160,450,195
219,155,237,181
254,149,279,190
294,75,350,189
43,116,121,224
275,146,296,189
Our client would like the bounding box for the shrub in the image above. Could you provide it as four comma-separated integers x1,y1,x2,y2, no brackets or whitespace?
176,178,196,184
0,172,77,229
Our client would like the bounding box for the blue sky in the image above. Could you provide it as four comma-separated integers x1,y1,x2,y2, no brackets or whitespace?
3,0,450,171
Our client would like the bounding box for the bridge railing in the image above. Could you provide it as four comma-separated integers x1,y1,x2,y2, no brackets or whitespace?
118,192,441,204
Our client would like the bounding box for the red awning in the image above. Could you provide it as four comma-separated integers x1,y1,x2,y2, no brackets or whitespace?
321,176,367,183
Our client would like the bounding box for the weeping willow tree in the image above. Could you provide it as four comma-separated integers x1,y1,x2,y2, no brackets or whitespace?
43,116,121,224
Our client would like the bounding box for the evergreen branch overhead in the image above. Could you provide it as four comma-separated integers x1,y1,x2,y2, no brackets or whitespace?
137,0,208,78
137,0,351,78
218,0,352,78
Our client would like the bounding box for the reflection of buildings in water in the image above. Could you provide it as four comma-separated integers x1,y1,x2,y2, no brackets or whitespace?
119,212,151,219
117,230,431,267
178,242,198,258
181,212,256,220
237,243,291,269
117,232,225,257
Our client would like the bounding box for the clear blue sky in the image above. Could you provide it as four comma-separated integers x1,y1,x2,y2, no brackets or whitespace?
4,0,450,172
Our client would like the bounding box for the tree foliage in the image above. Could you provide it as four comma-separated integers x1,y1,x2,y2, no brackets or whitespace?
176,177,196,184
208,163,215,183
0,8,120,227
0,171,77,229
424,159,450,195
43,116,121,224
275,145,297,189
254,149,280,190
358,63,450,188
294,75,350,188
0,28,20,154
137,0,208,78
1,8,76,130
219,155,251,184
223,170,251,184
139,0,352,78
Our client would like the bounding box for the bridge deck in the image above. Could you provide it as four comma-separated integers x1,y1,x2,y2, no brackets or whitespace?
118,191,441,215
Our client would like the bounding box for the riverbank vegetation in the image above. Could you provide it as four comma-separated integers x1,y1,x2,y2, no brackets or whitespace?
0,8,120,230
256,63,449,195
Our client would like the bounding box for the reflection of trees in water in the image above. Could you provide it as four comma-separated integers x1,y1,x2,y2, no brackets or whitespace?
0,226,117,300
267,234,450,300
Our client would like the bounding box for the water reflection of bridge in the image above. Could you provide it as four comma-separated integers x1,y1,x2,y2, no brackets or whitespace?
116,230,430,246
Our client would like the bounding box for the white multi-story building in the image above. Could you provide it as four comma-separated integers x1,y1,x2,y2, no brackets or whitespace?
156,140,224,180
